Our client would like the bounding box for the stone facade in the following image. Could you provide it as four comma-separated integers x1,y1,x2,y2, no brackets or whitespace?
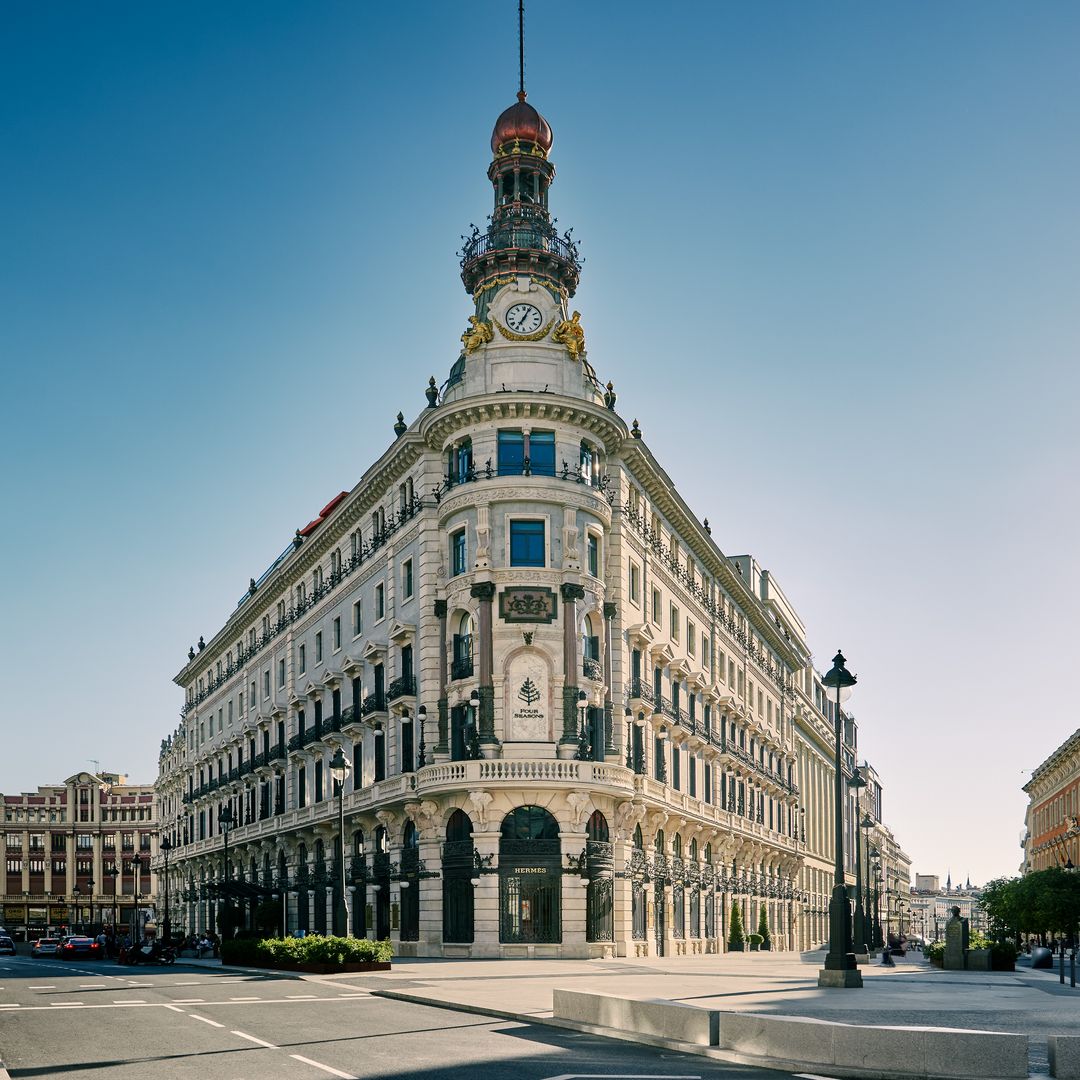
153,88,908,959
1023,728,1080,873
1,772,156,938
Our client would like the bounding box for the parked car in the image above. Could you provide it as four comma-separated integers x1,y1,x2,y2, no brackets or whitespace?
58,935,103,960
0,934,15,955
31,937,61,958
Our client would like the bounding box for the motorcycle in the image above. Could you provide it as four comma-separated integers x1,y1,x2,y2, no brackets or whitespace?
120,941,176,966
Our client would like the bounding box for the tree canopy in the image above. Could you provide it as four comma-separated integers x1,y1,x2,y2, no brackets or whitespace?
980,869,1080,940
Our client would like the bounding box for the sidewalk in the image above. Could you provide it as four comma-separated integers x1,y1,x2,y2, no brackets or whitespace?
188,949,1080,1073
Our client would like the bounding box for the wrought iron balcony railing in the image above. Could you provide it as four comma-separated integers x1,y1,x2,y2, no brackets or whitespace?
582,657,603,682
451,656,474,681
387,675,416,701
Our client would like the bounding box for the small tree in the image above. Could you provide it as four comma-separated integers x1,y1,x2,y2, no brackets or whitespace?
757,905,772,951
728,901,745,951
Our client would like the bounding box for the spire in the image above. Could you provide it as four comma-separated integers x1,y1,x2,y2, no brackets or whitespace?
518,0,525,97
946,870,952,891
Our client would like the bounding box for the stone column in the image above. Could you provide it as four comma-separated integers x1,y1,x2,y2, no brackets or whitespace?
472,829,500,958
470,582,498,750
561,830,589,958
612,835,633,958
434,600,449,755
602,601,617,757
560,583,585,751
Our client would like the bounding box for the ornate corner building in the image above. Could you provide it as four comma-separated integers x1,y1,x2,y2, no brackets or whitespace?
155,89,906,958
1022,729,1080,873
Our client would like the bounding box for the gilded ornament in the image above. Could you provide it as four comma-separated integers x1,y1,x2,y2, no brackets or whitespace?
552,310,586,360
461,315,494,353
496,316,555,342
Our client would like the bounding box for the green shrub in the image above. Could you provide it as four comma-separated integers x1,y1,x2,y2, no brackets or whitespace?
728,902,745,951
757,907,772,950
968,931,992,951
220,935,392,967
925,939,945,967
991,940,1017,971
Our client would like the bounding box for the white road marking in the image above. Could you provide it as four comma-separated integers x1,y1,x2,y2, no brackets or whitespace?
0,1004,19,1009
172,980,201,985
794,1075,840,1079
289,1054,358,1079
540,1076,702,1080
28,986,55,989
229,996,261,1001
113,999,145,1003
79,983,106,988
189,1013,225,1028
164,1004,185,1013
286,994,319,1000
232,1030,278,1048
49,1002,84,1006
173,998,205,1003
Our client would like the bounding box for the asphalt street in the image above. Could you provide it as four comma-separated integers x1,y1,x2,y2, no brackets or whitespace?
0,952,793,1080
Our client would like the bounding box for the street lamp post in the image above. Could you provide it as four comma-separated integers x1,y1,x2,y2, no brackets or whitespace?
219,804,234,936
329,747,352,937
848,772,868,958
72,886,81,933
86,877,95,932
878,865,893,965
160,836,173,945
861,821,875,950
130,854,143,940
107,865,119,939
818,650,862,988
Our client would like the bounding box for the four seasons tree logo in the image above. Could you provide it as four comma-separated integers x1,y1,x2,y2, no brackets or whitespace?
518,679,541,705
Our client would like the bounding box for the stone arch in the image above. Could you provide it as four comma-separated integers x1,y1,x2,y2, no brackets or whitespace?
501,644,556,743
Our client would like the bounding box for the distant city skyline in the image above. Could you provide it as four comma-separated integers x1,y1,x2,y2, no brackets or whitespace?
3,1,1078,886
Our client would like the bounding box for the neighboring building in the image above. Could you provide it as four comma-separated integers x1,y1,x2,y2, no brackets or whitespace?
909,874,985,942
1,771,157,939
155,82,911,959
1022,729,1080,873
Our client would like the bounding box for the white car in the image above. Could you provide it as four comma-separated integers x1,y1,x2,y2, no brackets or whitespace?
31,937,60,958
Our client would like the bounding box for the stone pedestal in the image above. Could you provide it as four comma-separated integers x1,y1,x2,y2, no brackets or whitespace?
817,967,864,988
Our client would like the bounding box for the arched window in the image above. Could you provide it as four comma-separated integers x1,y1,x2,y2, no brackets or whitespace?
704,843,713,865
586,810,609,843
403,821,418,849
446,809,473,842
375,825,389,854
689,838,698,863
672,834,683,859
655,829,665,852
633,825,644,850
352,829,366,856
500,806,559,840
453,614,475,681
582,614,600,663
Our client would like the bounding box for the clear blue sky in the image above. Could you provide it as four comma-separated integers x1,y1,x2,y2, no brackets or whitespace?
3,1,1078,886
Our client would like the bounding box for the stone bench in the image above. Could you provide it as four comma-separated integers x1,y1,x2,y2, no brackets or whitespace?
1049,1035,1080,1078
552,989,1029,1079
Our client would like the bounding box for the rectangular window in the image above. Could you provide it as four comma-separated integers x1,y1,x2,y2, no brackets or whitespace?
333,617,341,650
299,644,306,674
315,632,323,663
652,588,662,625
353,600,362,637
297,767,306,809
497,430,525,476
530,430,555,476
509,519,546,567
587,533,599,577
451,529,467,576
403,558,414,600
629,562,641,604
702,634,709,667
228,699,234,725
670,604,680,642
277,659,285,688
687,620,696,656
209,713,215,737
375,583,385,620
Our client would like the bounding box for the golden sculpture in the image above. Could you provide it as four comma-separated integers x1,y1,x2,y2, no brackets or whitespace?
461,315,494,353
553,310,586,360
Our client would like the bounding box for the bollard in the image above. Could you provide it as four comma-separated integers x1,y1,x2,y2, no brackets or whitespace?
1071,949,1076,989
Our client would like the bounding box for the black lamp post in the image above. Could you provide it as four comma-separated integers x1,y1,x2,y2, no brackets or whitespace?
219,804,233,935
86,877,95,932
861,818,875,949
818,650,862,988
848,772,868,957
107,865,119,937
72,886,82,933
160,836,173,944
329,747,351,937
130,854,143,940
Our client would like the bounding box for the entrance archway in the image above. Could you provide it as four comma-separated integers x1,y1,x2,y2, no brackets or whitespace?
442,810,475,943
585,810,613,943
499,806,561,944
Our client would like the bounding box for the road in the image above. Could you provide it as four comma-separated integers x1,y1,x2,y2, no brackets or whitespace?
0,952,793,1080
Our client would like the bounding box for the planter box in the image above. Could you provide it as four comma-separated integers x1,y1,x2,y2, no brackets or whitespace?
224,958,391,974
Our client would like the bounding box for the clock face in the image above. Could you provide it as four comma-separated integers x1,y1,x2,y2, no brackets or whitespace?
504,303,543,334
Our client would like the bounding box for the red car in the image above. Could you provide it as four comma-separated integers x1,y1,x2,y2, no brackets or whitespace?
58,935,103,959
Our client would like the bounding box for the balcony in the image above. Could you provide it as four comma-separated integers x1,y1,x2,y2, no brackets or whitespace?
582,657,603,682
628,679,656,708
450,656,473,681
339,706,364,732
387,675,416,702
361,693,387,717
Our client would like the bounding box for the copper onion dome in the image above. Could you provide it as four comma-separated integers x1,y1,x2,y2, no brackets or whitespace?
491,91,553,154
